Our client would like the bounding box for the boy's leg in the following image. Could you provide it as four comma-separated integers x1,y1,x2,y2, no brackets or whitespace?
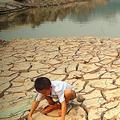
42,103,61,115
42,96,61,115
64,89,76,104
58,89,76,116
64,89,85,103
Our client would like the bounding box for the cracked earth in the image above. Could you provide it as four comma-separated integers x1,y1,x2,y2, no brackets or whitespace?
0,37,120,120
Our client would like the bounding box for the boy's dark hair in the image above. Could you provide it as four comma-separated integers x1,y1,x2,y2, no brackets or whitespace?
34,77,51,92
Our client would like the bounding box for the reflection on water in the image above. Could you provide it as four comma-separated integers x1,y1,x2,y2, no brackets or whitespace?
0,0,120,40
0,0,108,30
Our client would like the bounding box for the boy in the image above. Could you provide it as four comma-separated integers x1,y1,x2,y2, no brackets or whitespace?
28,77,82,120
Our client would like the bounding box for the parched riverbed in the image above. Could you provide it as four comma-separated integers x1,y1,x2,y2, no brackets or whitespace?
0,0,120,40
1,37,120,120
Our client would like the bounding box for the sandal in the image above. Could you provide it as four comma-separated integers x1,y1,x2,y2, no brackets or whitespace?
67,103,73,113
77,94,85,103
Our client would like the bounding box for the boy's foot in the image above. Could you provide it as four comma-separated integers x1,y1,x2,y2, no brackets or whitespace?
41,103,61,115
77,94,85,103
67,103,73,113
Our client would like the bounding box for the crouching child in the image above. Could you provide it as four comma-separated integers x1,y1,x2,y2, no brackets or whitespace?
28,77,78,120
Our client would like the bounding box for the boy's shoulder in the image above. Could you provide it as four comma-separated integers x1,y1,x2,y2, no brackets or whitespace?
51,80,70,91
51,81,64,89
51,80,66,85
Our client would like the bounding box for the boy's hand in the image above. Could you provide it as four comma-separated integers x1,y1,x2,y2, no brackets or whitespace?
28,113,32,120
28,100,40,120
60,101,66,120
41,103,61,115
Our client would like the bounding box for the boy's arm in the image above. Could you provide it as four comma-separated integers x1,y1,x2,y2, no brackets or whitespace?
28,100,40,120
60,100,67,120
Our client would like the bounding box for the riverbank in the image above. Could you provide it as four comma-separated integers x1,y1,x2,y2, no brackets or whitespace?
0,0,85,15
1,36,120,120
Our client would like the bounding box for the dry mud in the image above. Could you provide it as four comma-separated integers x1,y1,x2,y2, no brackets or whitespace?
0,36,120,120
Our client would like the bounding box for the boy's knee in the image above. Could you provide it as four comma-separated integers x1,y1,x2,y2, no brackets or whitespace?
64,89,76,101
71,90,76,100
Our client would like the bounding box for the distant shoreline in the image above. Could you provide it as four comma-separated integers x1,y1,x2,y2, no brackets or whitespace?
0,0,86,15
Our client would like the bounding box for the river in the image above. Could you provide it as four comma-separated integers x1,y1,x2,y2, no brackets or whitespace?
0,0,120,41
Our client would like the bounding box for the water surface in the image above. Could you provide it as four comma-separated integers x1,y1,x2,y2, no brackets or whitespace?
0,0,120,41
